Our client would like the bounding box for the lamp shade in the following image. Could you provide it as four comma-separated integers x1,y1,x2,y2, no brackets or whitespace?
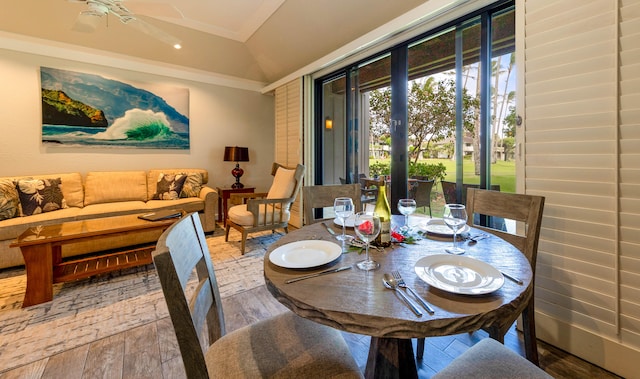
223,146,249,162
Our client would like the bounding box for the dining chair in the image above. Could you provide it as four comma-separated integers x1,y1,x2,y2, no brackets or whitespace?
153,213,363,378
416,188,545,365
433,338,552,378
360,177,384,208
441,181,500,205
409,179,434,216
225,162,305,254
303,184,361,224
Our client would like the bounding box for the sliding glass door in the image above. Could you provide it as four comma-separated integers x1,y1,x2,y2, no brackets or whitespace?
314,2,515,215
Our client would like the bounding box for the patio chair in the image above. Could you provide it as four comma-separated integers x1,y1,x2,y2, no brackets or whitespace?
225,162,305,254
153,213,363,378
409,179,434,216
417,188,545,366
303,184,361,224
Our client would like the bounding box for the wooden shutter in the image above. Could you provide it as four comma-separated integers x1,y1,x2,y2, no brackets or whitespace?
274,78,303,227
522,0,640,376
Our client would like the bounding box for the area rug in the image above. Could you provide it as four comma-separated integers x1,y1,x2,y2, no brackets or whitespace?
0,227,282,373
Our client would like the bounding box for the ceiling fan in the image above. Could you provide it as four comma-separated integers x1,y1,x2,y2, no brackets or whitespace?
69,0,183,49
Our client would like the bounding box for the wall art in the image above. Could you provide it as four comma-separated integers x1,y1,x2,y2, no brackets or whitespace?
40,67,190,149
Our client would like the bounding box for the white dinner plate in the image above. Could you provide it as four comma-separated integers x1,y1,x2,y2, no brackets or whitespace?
333,215,355,228
414,254,504,295
269,240,342,269
419,218,470,236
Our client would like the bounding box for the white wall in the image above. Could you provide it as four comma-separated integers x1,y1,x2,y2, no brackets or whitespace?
0,48,276,193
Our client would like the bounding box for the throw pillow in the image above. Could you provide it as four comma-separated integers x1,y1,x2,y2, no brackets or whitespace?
153,173,188,200
180,172,204,198
0,179,20,220
267,167,296,199
15,178,68,216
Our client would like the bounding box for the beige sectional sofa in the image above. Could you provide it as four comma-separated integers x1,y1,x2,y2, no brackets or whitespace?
0,169,217,269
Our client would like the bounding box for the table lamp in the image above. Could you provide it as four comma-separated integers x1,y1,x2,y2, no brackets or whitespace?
224,146,250,188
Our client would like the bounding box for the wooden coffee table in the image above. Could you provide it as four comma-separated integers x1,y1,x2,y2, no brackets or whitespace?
10,213,182,307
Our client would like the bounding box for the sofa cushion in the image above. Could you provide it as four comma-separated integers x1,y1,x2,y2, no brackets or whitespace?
0,179,19,221
84,171,147,206
152,173,188,200
4,173,84,208
15,177,68,216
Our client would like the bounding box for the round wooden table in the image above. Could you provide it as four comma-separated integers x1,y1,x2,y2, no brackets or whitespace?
264,217,533,379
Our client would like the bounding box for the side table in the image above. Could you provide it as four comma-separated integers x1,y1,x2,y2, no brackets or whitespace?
216,187,255,224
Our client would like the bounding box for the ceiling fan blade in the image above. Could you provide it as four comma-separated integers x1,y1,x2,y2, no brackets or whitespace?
72,12,103,33
124,2,184,19
122,17,182,48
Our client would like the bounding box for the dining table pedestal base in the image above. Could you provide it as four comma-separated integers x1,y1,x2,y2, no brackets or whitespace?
365,337,417,379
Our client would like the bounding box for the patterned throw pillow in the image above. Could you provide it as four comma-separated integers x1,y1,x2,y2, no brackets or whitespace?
180,172,204,198
15,178,67,216
0,179,20,220
153,173,188,200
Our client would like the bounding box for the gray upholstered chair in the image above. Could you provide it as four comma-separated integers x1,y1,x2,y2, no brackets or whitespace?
433,338,552,378
417,188,545,365
303,184,361,224
153,212,363,379
225,162,305,254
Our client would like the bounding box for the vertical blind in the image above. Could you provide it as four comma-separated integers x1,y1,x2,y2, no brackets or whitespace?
275,78,303,227
523,0,640,376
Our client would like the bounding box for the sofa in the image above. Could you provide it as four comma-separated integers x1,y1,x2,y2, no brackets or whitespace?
0,169,217,269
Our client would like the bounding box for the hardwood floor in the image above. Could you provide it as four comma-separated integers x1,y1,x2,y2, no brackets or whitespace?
0,285,621,379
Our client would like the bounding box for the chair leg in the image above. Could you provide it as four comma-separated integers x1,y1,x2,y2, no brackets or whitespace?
522,301,539,366
416,338,425,360
240,230,247,255
225,224,231,241
284,226,289,234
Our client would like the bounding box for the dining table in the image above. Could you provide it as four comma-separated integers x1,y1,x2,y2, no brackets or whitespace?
263,215,533,379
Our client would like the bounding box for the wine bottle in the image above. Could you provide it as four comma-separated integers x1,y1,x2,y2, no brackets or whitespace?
373,180,392,247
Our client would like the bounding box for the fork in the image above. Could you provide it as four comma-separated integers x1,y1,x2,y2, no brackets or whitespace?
392,270,435,314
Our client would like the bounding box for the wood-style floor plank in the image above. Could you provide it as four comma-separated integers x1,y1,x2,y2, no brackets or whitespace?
122,323,162,379
82,333,124,379
41,344,89,379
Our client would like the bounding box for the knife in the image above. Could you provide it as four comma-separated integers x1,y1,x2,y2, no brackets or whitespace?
501,271,523,285
285,266,352,284
323,222,337,236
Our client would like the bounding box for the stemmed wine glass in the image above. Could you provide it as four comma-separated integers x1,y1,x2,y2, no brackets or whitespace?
443,204,468,255
354,212,381,271
397,199,417,231
333,197,354,241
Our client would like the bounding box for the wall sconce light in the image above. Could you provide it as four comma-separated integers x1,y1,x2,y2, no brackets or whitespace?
325,117,333,130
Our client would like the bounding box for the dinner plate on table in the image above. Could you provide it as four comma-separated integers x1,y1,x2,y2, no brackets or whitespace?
419,218,470,236
333,215,355,228
269,240,342,269
414,254,504,295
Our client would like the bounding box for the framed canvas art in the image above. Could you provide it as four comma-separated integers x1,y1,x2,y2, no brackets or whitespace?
40,67,190,149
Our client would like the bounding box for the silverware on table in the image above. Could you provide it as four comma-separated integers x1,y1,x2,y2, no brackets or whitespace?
391,270,435,314
285,265,351,283
501,271,523,285
382,274,423,317
322,222,337,236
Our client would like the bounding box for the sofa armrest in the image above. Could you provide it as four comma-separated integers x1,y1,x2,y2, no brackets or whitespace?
198,186,218,232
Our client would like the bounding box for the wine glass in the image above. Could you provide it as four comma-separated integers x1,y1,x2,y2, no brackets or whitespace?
333,197,354,241
354,212,381,271
443,204,468,255
397,199,417,231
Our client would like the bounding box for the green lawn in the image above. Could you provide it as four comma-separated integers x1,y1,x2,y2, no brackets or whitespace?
370,158,516,217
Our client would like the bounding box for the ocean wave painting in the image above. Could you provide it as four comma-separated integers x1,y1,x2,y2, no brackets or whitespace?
40,67,190,149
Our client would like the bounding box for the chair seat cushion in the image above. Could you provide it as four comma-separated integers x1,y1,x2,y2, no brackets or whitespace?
206,312,362,378
227,204,290,226
433,338,551,379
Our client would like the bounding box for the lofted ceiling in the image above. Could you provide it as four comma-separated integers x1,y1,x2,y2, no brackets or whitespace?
0,0,431,85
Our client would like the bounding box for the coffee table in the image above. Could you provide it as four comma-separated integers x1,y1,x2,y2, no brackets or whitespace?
10,213,182,307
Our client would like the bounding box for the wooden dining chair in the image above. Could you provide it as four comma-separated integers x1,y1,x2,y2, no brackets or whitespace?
303,184,361,224
225,162,305,254
416,188,545,366
153,212,363,379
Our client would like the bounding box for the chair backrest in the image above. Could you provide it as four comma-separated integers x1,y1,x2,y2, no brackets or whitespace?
442,181,500,204
266,162,306,203
466,188,545,271
410,179,435,209
303,184,361,224
360,177,384,205
152,213,225,378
